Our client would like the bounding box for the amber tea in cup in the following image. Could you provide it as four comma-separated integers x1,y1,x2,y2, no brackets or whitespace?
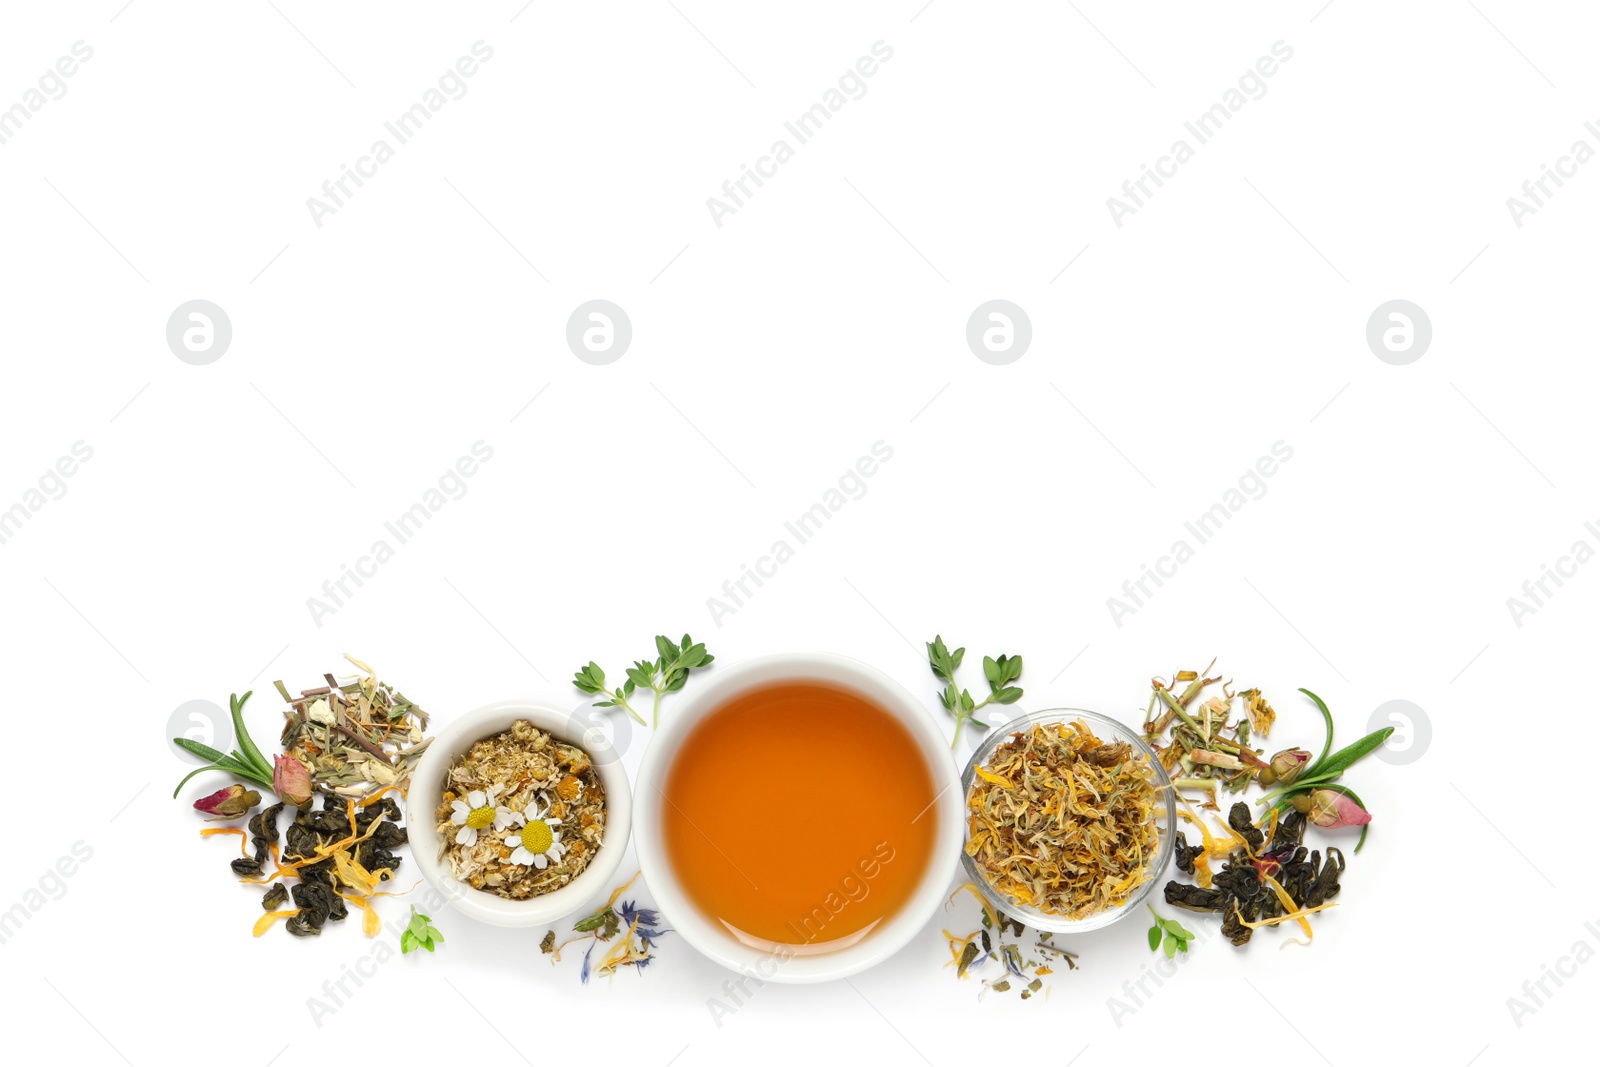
660,681,939,950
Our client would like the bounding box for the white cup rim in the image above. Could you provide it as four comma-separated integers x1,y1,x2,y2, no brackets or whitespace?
633,652,962,983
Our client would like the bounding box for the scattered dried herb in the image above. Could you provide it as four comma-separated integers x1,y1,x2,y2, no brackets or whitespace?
965,720,1158,918
400,906,444,954
926,635,1023,748
573,633,714,728
943,884,1072,1000
542,873,672,982
275,655,432,801
435,720,606,900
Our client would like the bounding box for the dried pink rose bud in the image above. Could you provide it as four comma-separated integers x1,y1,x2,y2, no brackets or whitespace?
273,754,313,806
1268,748,1313,786
1308,789,1371,829
193,784,261,820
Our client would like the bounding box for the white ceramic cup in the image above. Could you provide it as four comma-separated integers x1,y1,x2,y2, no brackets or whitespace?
409,698,633,927
633,652,962,983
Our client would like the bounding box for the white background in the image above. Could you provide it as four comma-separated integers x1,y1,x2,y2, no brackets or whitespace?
1,2,1593,1064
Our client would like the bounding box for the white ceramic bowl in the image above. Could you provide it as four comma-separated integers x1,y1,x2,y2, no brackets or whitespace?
633,652,963,983
409,698,633,927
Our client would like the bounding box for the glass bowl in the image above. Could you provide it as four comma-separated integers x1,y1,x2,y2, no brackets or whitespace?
959,707,1176,934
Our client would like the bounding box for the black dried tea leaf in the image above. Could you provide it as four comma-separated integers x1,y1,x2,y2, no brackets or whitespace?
1275,809,1307,846
1220,904,1254,946
1173,831,1204,875
285,912,322,938
1228,802,1264,851
1163,882,1230,912
1303,847,1345,908
249,803,284,847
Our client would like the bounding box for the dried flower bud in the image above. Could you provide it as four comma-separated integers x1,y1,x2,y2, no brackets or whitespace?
193,784,261,820
1266,748,1313,786
1308,789,1371,829
273,754,313,806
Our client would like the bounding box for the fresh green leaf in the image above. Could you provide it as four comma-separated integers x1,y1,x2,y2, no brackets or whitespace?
172,740,262,779
1308,727,1394,780
577,635,714,730
1163,933,1178,959
401,906,444,954
1162,918,1196,940
229,692,274,780
573,662,607,693
1147,923,1162,951
927,637,1027,748
1299,688,1337,770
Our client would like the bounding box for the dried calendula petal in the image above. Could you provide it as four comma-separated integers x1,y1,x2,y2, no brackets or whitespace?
1241,688,1276,736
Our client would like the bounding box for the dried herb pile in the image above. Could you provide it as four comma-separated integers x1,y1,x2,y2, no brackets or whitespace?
435,720,606,900
1143,662,1275,797
1165,802,1344,947
965,720,1160,919
1144,664,1390,850
276,656,432,800
205,790,410,938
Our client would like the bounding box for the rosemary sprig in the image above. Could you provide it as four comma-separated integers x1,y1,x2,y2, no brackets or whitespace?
172,692,276,797
926,635,1023,749
573,634,714,729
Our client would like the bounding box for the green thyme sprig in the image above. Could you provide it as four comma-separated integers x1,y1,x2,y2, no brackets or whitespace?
573,634,714,729
400,907,444,954
1147,905,1196,958
926,635,1023,749
172,692,276,797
